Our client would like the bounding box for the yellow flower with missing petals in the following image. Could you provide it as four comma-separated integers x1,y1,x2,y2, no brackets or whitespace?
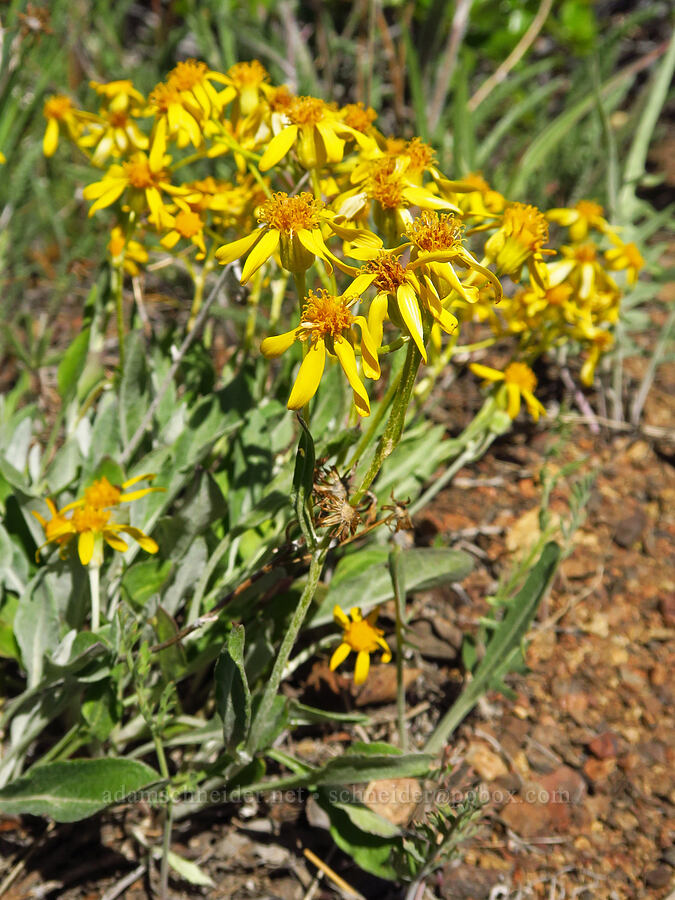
215,191,338,282
330,605,392,685
484,203,553,291
260,289,380,416
470,361,546,421
34,501,159,566
161,207,207,259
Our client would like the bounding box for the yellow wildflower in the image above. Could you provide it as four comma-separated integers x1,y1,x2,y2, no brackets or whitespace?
604,238,644,286
82,151,190,227
259,94,369,171
160,207,207,259
330,606,392,685
484,203,553,291
546,199,612,242
223,60,270,119
547,243,619,301
62,474,162,511
215,191,337,281
260,289,380,416
470,361,546,421
42,94,93,157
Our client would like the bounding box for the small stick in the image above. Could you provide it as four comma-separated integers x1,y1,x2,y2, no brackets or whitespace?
303,848,365,899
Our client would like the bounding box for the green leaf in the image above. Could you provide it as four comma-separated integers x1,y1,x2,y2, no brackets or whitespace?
426,542,561,754
288,700,369,727
119,332,151,448
292,415,317,549
314,547,473,626
14,572,60,688
215,625,251,752
165,851,215,888
57,327,90,401
151,607,187,681
0,758,160,822
331,797,402,838
315,788,399,881
122,558,173,610
81,680,122,741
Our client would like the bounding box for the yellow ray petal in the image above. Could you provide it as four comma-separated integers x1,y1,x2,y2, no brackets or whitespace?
259,124,298,171
315,121,345,163
353,315,380,379
118,525,158,553
330,642,352,671
78,531,95,566
396,283,427,362
215,229,261,265
333,605,350,627
104,533,129,553
43,118,59,157
506,382,521,419
287,339,326,410
354,650,370,685
260,329,298,358
241,228,280,283
469,363,503,382
333,337,370,417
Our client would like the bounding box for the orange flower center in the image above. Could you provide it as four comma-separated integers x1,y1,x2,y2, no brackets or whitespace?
407,211,462,252
169,59,209,92
269,85,293,112
123,156,160,189
364,254,408,293
72,506,110,534
174,209,203,238
571,243,597,263
369,160,405,209
83,477,121,508
405,136,434,172
287,96,326,126
504,362,537,393
462,172,491,192
575,199,603,219
44,95,72,120
301,289,354,338
344,618,382,653
228,60,268,87
546,283,573,306
108,110,129,129
501,203,549,251
258,191,323,233
148,82,183,111
342,102,376,132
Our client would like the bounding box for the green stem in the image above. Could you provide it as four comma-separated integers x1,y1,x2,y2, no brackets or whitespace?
88,564,101,633
352,341,422,504
246,548,327,755
347,363,403,471
152,730,173,900
112,262,125,371
389,546,407,751
293,270,306,304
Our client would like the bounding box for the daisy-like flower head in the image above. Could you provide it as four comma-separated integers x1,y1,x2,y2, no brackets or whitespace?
434,171,505,220
166,59,229,120
43,94,91,157
223,60,270,118
347,246,460,361
259,94,371,171
160,206,207,259
604,238,644,286
90,79,145,113
577,325,614,386
83,104,149,166
82,151,191,227
484,202,553,291
215,191,337,281
405,210,503,305
546,199,612,243
147,79,205,163
330,605,392,685
547,242,619,302
470,361,546,422
260,288,380,416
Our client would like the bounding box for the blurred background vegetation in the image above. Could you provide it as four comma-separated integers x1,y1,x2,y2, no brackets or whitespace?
0,0,672,372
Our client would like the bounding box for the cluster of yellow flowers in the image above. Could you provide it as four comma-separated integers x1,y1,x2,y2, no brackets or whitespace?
34,475,160,567
44,59,642,420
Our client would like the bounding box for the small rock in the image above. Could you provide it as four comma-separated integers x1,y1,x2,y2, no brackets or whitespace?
613,507,647,547
645,865,672,888
659,594,675,628
353,664,421,706
465,742,508,782
583,757,616,782
362,778,421,825
500,796,551,838
539,765,587,804
588,731,619,759
439,862,503,899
